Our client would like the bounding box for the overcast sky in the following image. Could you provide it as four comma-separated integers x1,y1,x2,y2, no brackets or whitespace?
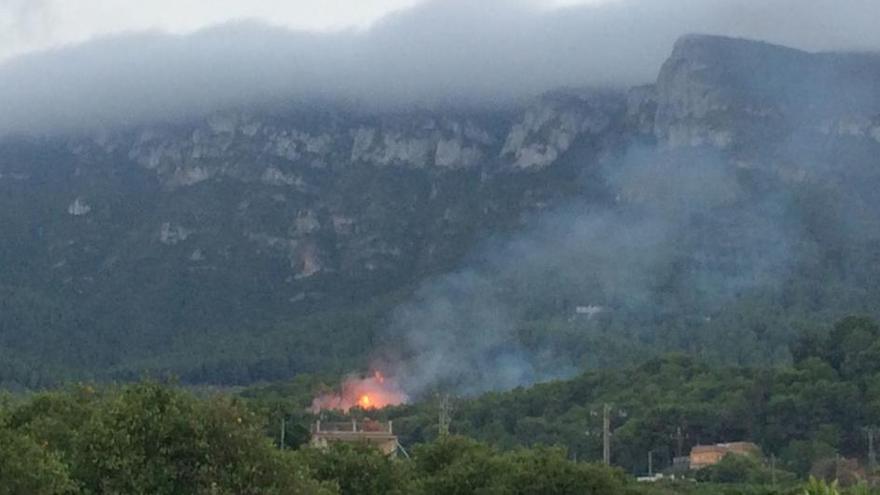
0,0,607,62
2,0,880,136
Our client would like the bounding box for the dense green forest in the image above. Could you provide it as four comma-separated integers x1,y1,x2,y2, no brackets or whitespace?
0,381,691,494
4,317,880,493
1,107,879,392
233,316,880,490
0,388,865,493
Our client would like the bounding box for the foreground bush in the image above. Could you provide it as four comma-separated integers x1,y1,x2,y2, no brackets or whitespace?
2,383,332,494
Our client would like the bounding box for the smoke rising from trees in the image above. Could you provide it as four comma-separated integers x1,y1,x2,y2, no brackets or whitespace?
380,147,802,397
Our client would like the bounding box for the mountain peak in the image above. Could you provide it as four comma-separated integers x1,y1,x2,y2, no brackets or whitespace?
667,33,812,75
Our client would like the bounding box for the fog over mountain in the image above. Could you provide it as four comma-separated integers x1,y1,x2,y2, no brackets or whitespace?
6,5,880,488
2,0,880,136
2,0,880,396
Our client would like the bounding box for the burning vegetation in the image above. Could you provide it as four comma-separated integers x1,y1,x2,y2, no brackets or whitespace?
311,371,407,413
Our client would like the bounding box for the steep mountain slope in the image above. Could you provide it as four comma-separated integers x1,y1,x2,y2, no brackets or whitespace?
0,92,627,386
1,35,879,389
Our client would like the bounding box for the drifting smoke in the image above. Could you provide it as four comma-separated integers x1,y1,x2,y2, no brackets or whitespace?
3,0,880,402
378,147,798,398
311,371,407,413
366,33,880,400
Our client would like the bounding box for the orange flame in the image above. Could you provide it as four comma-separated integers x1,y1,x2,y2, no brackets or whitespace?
311,371,407,413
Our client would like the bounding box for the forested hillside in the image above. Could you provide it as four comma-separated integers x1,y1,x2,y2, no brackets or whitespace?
6,0,880,492
2,35,880,391
242,317,880,483
5,317,880,493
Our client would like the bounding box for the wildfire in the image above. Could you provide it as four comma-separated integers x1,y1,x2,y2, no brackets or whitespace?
311,370,407,413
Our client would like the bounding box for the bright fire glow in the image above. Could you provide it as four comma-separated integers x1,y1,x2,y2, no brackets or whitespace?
311,371,407,413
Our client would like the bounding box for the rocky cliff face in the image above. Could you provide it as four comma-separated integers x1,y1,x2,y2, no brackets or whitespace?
651,35,880,168
1,34,879,386
34,92,625,291
0,86,629,384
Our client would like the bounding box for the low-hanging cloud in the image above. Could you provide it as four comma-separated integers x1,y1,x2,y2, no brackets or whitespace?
0,0,51,58
1,0,880,136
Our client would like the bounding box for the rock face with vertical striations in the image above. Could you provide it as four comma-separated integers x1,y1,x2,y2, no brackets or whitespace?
651,35,880,162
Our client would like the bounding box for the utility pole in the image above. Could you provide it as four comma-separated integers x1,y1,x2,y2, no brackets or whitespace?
438,393,453,437
864,426,879,470
647,448,666,476
602,404,610,465
771,454,776,487
587,403,624,466
279,415,286,450
676,426,684,458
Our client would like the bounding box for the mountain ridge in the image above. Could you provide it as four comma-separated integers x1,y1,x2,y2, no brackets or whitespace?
1,34,879,389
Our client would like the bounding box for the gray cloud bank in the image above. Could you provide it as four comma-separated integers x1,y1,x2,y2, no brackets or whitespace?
1,0,880,136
